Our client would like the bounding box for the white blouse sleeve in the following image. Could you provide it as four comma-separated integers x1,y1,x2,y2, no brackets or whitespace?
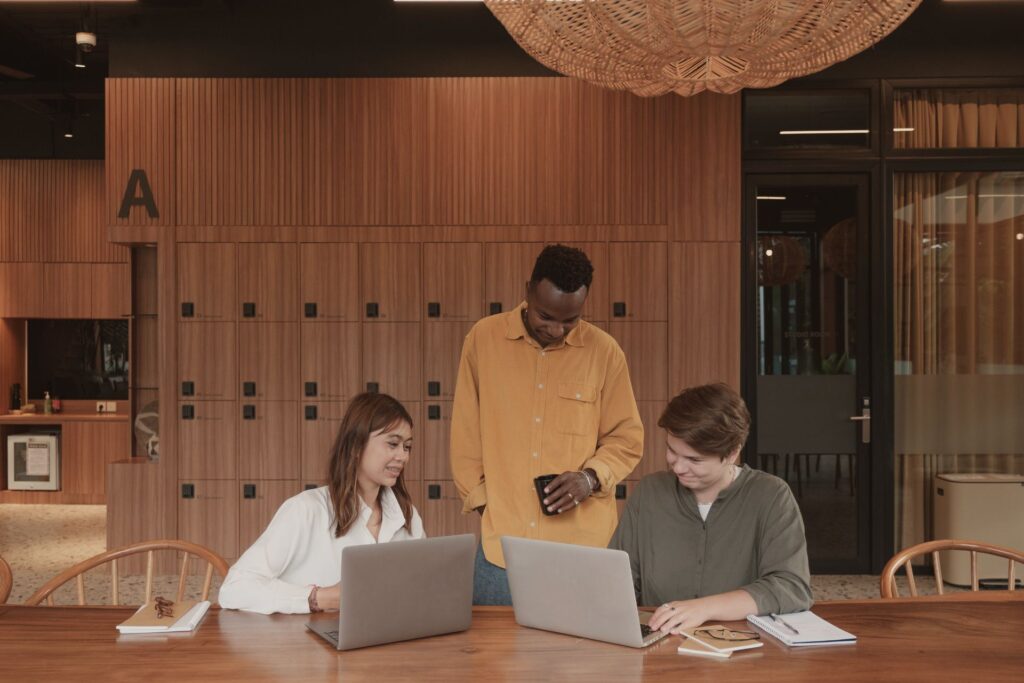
218,497,317,615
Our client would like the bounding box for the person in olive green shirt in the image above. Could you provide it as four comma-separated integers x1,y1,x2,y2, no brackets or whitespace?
609,383,812,634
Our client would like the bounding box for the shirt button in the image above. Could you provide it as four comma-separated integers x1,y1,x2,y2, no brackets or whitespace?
540,351,545,357
538,383,544,389
532,452,538,458
575,393,581,399
535,417,541,423
530,522,536,528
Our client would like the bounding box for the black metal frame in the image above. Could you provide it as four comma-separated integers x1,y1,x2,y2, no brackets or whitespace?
742,77,1024,574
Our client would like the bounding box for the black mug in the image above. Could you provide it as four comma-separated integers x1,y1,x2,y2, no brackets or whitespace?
534,474,561,516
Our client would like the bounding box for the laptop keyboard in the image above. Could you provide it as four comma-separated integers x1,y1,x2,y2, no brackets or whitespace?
325,630,339,642
640,624,653,638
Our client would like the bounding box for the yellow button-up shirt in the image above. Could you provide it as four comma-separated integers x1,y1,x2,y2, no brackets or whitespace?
450,303,644,567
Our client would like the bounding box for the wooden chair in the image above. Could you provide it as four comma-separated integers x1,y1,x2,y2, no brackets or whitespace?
881,539,1024,598
25,540,229,607
0,554,12,604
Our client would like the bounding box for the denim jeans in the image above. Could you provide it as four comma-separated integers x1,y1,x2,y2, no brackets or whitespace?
473,543,512,606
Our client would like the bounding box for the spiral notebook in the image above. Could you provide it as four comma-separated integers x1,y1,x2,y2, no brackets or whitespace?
747,611,856,647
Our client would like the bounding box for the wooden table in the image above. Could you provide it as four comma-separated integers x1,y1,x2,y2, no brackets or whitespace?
1,596,1021,682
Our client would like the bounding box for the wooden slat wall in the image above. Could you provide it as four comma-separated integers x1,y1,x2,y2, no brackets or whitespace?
105,78,176,228
0,160,122,262
103,76,742,550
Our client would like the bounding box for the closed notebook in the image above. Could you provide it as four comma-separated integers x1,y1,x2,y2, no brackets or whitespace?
680,625,764,654
747,611,856,647
117,600,210,634
677,637,732,659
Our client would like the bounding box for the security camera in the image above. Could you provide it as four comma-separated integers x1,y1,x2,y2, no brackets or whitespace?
75,31,97,53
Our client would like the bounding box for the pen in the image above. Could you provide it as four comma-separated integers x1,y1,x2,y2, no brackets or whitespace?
771,613,800,635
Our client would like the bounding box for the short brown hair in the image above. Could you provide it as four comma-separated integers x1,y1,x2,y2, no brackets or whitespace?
327,393,414,537
658,383,750,459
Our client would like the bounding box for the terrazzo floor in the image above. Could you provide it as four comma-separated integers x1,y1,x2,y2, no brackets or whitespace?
1,504,959,606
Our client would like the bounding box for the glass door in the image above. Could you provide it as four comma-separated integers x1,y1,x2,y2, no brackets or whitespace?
745,174,873,573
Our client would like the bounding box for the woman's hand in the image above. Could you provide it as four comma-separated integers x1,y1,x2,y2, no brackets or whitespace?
316,583,341,612
648,599,713,634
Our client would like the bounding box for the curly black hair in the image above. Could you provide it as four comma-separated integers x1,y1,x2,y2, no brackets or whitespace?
529,244,594,293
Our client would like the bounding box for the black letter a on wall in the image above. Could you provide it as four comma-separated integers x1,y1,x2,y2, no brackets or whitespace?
118,169,160,219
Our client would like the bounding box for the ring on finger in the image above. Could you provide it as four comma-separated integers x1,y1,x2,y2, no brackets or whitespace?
568,492,575,501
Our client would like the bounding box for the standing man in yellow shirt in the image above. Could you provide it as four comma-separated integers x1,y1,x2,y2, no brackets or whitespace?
451,244,644,605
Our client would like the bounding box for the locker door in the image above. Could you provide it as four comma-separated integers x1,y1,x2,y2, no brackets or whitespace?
178,322,237,400
608,242,668,321
423,322,472,401
422,243,483,322
422,401,453,480
238,401,300,480
179,401,236,479
238,322,299,400
608,321,669,402
632,401,668,481
178,243,236,321
300,243,360,321
179,480,238,563
300,401,347,485
421,481,481,539
484,242,540,316
558,241,608,323
237,243,298,321
300,322,360,400
360,243,421,322
362,323,421,401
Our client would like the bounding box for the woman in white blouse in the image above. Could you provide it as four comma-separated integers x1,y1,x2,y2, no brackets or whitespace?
219,392,426,614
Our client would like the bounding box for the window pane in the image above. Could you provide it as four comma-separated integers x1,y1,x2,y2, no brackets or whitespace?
893,89,1024,150
745,91,871,151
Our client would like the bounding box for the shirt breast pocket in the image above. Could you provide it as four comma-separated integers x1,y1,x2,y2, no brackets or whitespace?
556,382,599,436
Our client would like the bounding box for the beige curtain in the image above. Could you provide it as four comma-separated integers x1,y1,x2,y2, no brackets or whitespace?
893,171,1024,551
893,88,1024,149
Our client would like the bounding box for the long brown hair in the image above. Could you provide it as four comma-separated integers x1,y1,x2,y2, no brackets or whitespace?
326,393,415,537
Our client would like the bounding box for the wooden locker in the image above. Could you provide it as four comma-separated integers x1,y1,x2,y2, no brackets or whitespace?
178,322,237,400
61,422,128,498
614,480,638,519
238,401,300,480
362,323,421,401
421,481,481,539
484,242,540,316
360,243,421,322
608,322,669,401
300,322,360,400
421,401,453,480
632,400,668,481
237,243,298,322
238,480,300,551
179,400,236,480
91,263,132,318
177,243,236,321
422,322,472,401
559,241,608,323
300,401,347,484
237,322,299,400
608,242,668,321
422,243,483,322
178,479,238,563
299,243,360,321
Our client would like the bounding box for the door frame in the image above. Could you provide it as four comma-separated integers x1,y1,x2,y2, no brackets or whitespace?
741,165,890,573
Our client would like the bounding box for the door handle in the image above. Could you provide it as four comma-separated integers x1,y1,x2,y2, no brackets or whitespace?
849,409,871,444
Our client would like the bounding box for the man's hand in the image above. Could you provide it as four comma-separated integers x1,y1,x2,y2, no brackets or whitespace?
542,471,594,514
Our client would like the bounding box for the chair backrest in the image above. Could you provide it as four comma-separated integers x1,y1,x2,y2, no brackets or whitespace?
881,539,1024,598
0,555,12,604
24,539,229,607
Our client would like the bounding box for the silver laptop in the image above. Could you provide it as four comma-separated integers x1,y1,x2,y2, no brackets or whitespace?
307,534,476,650
502,536,669,648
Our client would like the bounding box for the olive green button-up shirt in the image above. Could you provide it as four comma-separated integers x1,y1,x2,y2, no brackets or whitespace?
609,466,813,614
451,303,644,568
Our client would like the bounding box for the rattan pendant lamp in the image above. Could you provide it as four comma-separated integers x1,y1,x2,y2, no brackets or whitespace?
485,0,923,96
